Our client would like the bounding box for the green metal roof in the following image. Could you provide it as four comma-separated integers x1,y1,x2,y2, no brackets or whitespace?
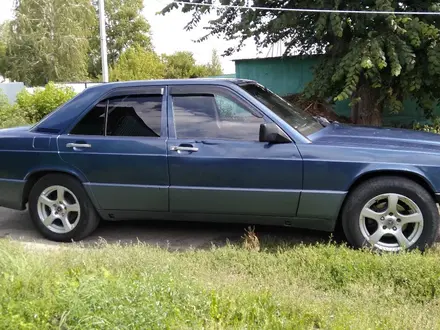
207,73,236,78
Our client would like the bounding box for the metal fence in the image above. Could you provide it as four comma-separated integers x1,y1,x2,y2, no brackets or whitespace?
0,82,25,104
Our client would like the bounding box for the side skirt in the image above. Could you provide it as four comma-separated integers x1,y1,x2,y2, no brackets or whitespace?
96,210,336,232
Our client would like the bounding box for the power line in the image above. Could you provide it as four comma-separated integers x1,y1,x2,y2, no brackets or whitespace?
172,1,440,16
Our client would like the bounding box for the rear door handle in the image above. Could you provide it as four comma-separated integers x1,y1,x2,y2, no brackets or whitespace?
66,143,92,149
170,146,199,152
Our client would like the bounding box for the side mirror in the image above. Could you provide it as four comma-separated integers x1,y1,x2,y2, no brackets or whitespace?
259,123,291,143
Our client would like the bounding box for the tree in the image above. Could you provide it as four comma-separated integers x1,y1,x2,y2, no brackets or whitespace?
4,0,94,86
162,49,223,78
162,51,199,78
162,1,440,125
88,0,153,79
109,44,165,81
206,49,223,76
0,22,10,81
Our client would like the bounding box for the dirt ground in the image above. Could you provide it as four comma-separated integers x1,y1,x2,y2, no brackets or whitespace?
0,207,334,249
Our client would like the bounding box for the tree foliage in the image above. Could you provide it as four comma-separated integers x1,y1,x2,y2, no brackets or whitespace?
162,51,213,78
109,44,165,81
4,0,94,86
207,49,223,76
163,49,223,78
2,0,153,84
0,22,9,81
15,82,76,122
0,90,29,129
162,0,440,125
111,47,223,81
88,0,153,79
162,51,199,78
1,0,222,85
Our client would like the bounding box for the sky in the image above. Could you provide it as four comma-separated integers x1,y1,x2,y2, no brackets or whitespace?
0,0,266,74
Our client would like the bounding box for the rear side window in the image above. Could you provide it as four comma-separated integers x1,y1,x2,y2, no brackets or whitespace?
70,102,106,136
106,95,162,137
70,94,163,137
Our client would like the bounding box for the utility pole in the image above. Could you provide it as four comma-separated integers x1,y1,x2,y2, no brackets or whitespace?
98,0,109,82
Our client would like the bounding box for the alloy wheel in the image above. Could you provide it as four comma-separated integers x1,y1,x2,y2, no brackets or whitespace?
359,193,424,251
36,185,81,234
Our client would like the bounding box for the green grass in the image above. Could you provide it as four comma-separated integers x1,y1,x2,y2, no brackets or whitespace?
1,238,440,329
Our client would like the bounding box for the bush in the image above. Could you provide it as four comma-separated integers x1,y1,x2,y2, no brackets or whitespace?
0,91,29,129
15,82,76,123
413,117,440,134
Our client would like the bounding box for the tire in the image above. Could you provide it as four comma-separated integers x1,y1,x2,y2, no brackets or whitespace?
342,176,439,252
28,173,100,242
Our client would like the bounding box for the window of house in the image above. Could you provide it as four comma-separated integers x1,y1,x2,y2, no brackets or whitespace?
70,94,162,137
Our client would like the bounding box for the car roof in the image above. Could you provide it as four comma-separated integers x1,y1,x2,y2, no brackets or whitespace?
84,78,256,91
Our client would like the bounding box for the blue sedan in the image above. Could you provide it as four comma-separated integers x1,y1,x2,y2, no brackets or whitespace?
0,79,439,251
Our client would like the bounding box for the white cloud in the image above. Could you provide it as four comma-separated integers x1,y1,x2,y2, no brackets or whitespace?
0,0,263,74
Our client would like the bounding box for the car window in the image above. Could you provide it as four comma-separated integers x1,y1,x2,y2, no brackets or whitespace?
106,95,162,137
70,102,106,136
239,83,323,136
70,94,162,137
172,93,264,141
215,95,249,119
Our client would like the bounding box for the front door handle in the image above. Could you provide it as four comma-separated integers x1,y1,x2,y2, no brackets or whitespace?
66,143,92,149
170,145,199,152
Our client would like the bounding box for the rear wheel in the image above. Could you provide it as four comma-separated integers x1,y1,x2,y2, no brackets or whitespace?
342,176,439,252
28,174,100,242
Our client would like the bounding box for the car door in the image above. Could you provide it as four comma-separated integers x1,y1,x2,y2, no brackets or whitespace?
57,86,169,212
167,84,303,217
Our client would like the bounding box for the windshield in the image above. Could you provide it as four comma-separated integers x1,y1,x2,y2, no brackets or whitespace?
238,83,323,136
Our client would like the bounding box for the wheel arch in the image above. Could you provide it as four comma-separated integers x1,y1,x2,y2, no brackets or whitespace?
22,169,88,208
334,169,437,231
347,169,436,200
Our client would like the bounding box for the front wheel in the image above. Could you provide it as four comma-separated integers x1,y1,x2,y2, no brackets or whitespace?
342,176,439,252
28,174,100,242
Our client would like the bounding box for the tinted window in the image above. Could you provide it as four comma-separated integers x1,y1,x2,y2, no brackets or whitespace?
70,102,106,135
172,92,264,141
107,95,162,137
70,94,162,137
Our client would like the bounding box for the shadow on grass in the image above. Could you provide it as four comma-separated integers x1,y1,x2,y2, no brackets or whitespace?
0,209,347,251
85,219,347,252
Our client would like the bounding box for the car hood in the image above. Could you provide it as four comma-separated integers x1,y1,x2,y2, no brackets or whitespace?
308,123,440,152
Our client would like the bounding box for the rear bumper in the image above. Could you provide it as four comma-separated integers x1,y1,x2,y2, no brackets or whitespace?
0,178,25,210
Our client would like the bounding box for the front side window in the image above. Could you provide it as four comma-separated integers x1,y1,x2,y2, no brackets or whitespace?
172,90,265,141
70,94,162,137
